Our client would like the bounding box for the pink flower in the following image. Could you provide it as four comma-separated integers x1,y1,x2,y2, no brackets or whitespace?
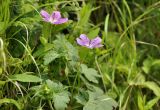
40,10,68,24
76,34,103,49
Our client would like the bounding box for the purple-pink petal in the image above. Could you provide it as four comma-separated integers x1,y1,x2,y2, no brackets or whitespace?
76,38,86,46
78,34,90,46
76,34,90,46
40,10,50,22
53,18,68,24
90,37,102,48
76,35,103,49
92,44,103,48
51,11,61,20
79,34,90,43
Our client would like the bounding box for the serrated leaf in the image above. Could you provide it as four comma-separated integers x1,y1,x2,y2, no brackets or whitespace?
83,88,117,110
53,91,70,110
75,89,89,105
53,36,79,61
45,80,70,110
43,50,60,65
46,80,63,92
65,40,79,61
81,64,100,83
9,74,42,82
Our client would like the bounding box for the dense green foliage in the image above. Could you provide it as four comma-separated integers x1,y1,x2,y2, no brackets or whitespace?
0,0,160,110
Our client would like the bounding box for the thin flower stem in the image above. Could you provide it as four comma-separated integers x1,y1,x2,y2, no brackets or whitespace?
71,52,89,101
48,100,54,110
49,24,53,43
95,55,106,92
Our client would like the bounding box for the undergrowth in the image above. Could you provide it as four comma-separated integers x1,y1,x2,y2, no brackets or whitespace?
0,0,160,110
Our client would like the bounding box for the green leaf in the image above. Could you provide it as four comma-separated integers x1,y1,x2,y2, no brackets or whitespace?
83,87,117,110
0,67,2,75
8,58,22,66
142,58,160,74
40,37,48,45
46,80,64,92
9,74,42,82
143,81,160,97
53,91,70,110
105,32,120,47
0,81,6,86
142,58,153,74
137,91,145,110
145,97,160,110
75,89,89,105
0,22,5,32
78,4,92,27
129,74,160,97
43,50,60,65
33,43,54,57
87,28,100,39
81,64,100,83
104,14,110,34
53,36,79,61
152,59,160,66
45,80,70,110
53,22,70,32
0,98,22,110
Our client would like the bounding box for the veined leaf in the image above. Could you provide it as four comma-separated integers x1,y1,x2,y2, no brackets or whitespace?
81,64,100,84
83,87,117,110
53,36,79,61
53,91,70,110
31,80,70,109
9,74,42,82
46,80,70,110
43,50,60,65
75,89,89,105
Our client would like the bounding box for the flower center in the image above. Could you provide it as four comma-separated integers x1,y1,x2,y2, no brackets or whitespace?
49,17,58,23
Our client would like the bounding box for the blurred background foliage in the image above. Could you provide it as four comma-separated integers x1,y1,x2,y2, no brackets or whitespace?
0,0,160,110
